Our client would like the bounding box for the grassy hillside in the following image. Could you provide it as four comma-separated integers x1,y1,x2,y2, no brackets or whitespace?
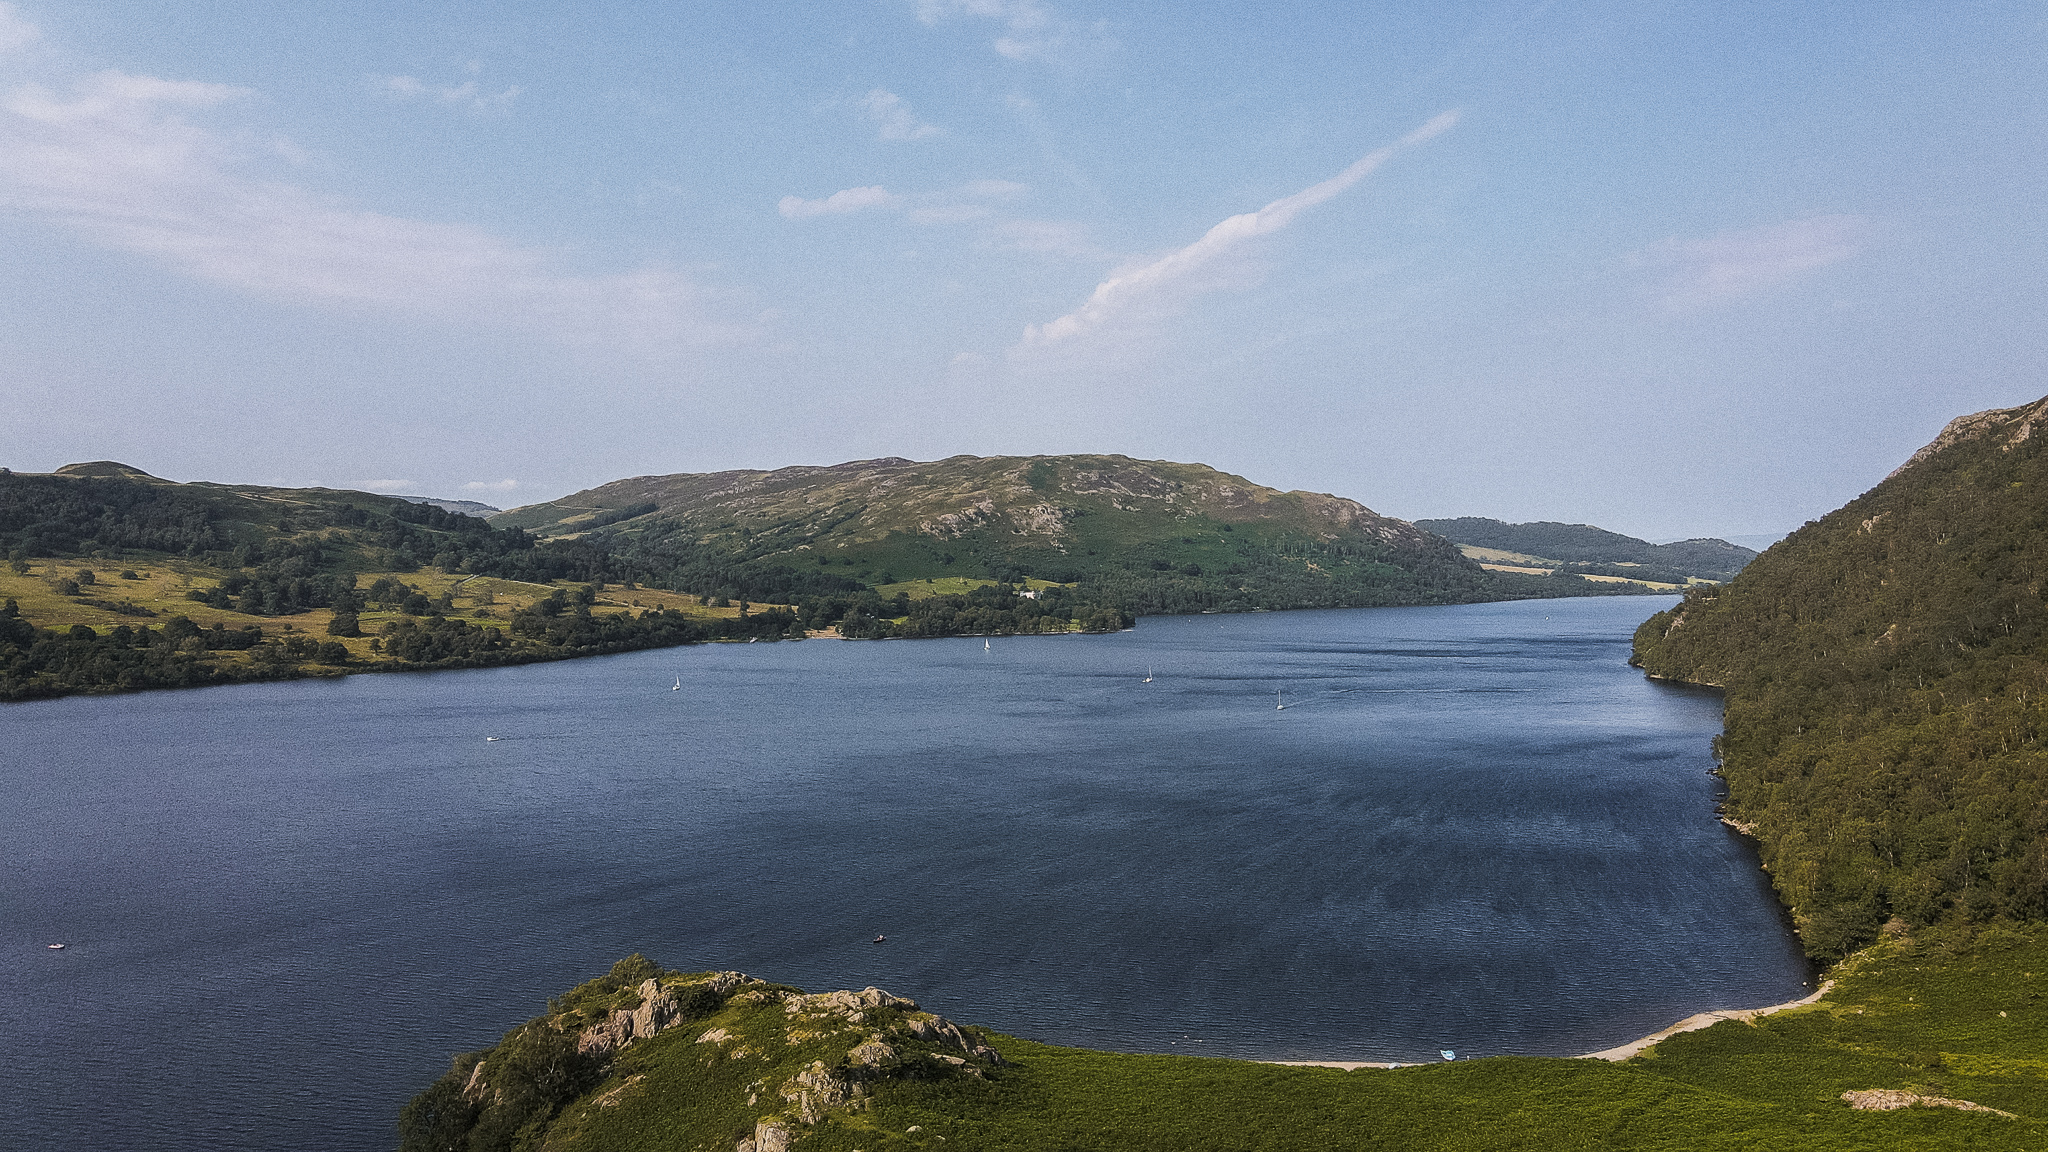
0,464,797,700
492,454,1658,613
1632,394,2048,957
1415,517,1758,585
403,926,2048,1151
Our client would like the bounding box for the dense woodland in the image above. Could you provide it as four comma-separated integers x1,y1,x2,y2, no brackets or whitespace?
1633,404,2048,957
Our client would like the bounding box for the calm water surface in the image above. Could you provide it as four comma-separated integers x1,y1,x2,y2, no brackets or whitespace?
1,596,1807,1150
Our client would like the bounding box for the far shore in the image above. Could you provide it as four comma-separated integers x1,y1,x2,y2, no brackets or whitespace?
1267,979,1834,1070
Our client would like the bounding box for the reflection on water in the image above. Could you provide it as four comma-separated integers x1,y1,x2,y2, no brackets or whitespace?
1,596,1807,1150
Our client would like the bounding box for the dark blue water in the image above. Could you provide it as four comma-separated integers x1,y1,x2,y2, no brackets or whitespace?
1,596,1807,1150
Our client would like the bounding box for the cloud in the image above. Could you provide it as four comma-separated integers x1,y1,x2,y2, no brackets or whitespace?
1636,215,1869,309
1018,110,1460,349
778,185,902,219
862,88,938,140
462,479,519,493
353,479,419,493
0,49,743,346
0,2,40,54
914,0,1113,64
380,74,520,111
780,179,1024,223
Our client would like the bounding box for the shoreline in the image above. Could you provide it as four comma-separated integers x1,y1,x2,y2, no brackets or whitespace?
1268,979,1835,1070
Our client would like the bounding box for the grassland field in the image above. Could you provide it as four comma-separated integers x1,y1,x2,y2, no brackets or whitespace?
0,558,757,668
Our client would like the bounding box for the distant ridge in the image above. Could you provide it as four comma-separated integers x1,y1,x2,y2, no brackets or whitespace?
1415,516,1757,584
51,461,164,481
398,495,501,517
487,452,1664,612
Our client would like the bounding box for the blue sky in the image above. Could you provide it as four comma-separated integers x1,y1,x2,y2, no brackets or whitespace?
1,1,2042,541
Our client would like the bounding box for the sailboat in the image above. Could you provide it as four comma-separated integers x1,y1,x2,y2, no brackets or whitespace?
672,676,682,691
1275,688,1285,711
984,638,991,652
1142,666,1153,683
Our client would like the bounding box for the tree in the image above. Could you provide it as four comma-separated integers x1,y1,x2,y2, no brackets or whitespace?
327,612,362,637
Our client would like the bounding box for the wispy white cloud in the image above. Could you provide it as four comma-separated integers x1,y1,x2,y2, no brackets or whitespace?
0,28,744,347
1018,111,1460,350
353,478,419,493
777,177,1098,262
914,0,1113,64
380,74,520,111
1635,215,1869,309
462,478,519,493
780,179,1028,225
778,185,902,219
862,88,938,140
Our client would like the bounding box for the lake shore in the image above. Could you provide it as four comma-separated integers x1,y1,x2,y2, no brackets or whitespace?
1267,979,1836,1070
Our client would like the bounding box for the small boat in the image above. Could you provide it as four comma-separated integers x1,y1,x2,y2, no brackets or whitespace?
1440,1049,1456,1061
672,676,681,691
47,943,65,950
1142,666,1153,683
1275,688,1285,711
485,736,501,742
984,638,991,652
871,934,887,944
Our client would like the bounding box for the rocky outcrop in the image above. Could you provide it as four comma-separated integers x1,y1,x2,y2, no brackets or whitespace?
578,971,759,1058
1887,395,2048,479
410,963,1004,1152
728,983,1002,1151
1840,1088,2014,1117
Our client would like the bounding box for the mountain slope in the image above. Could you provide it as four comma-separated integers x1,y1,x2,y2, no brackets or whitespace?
1416,517,1757,583
492,453,1639,613
1632,394,2048,956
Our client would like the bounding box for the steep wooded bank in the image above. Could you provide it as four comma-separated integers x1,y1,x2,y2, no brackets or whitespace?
1633,395,2048,957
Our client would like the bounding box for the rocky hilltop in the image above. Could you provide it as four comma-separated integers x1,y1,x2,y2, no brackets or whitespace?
400,957,1006,1152
492,453,1432,554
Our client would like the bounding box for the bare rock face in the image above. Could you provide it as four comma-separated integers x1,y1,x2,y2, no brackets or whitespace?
728,983,1003,1151
735,1119,792,1152
579,972,760,1058
901,1011,1005,1065
1888,395,2048,479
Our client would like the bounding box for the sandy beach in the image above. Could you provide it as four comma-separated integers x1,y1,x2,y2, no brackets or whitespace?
1269,980,1835,1071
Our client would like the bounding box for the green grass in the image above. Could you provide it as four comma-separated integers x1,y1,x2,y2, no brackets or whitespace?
869,576,1069,600
461,924,2048,1151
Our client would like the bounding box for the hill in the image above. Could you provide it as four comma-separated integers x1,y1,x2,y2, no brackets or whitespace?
1632,394,2048,957
400,495,504,516
0,464,795,700
491,453,1664,615
1415,517,1758,585
0,454,1664,700
402,935,2048,1151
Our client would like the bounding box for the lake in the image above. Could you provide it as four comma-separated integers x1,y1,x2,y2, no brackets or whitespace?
0,595,1809,1150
